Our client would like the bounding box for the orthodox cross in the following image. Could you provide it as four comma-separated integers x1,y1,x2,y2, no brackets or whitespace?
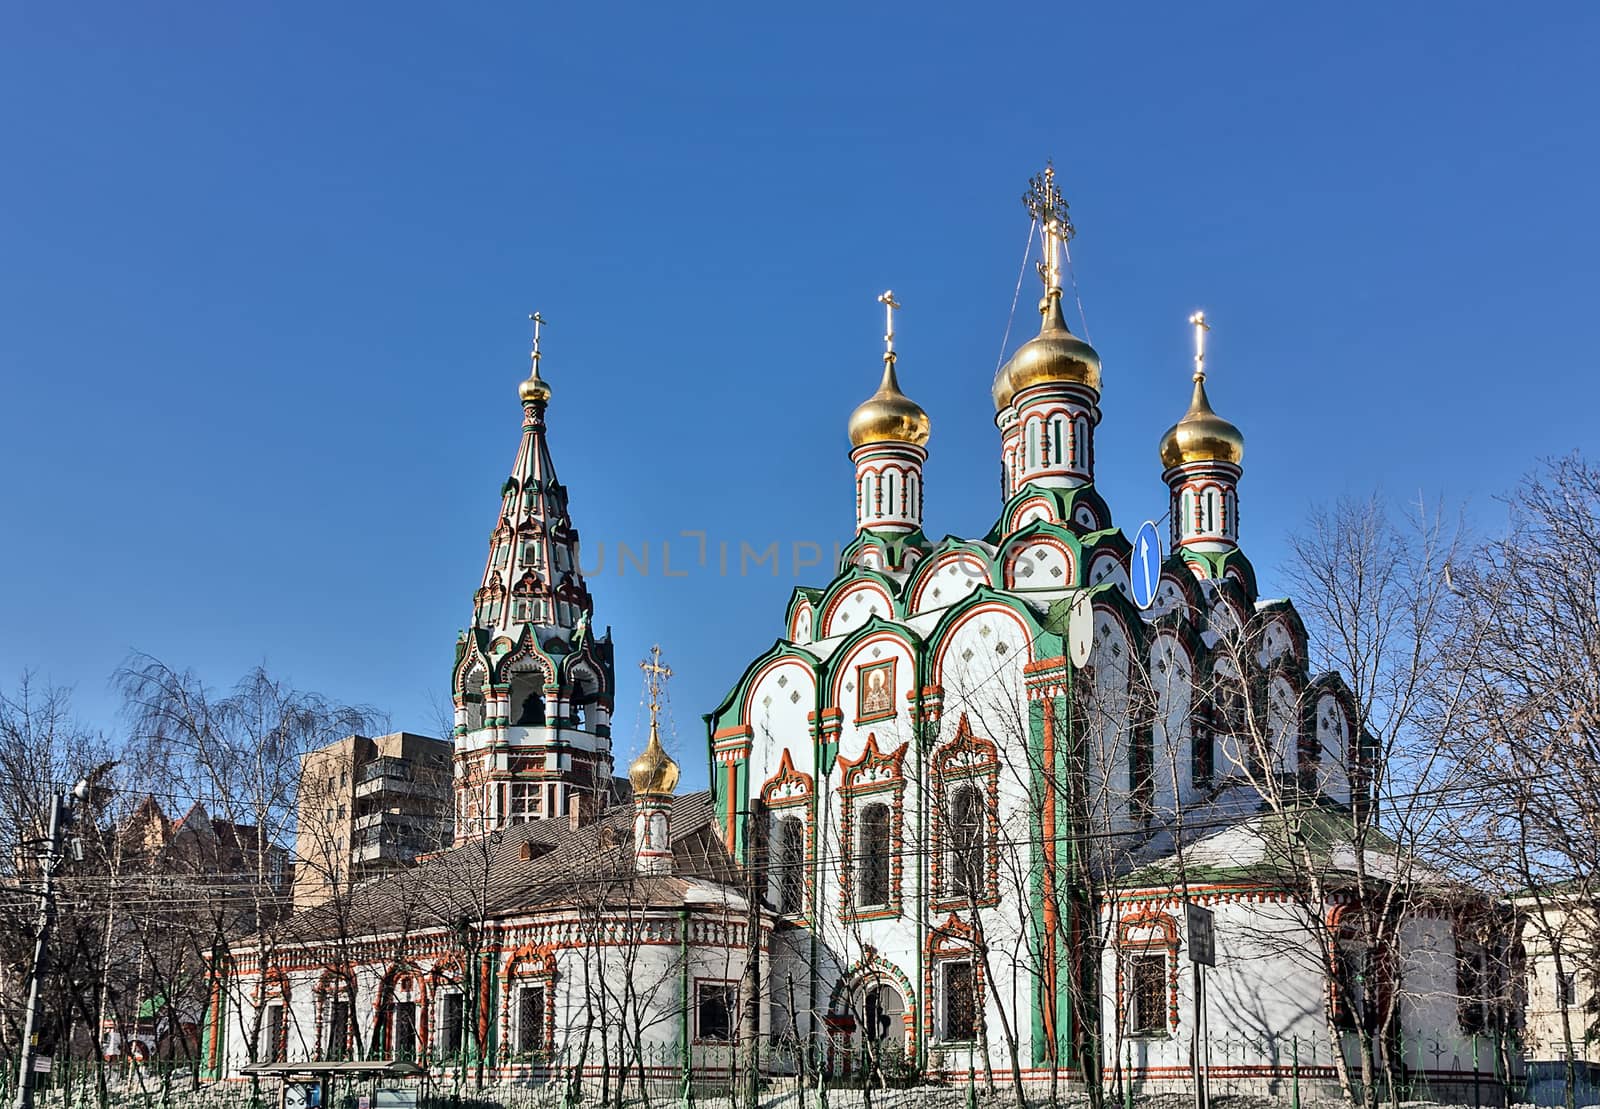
640,645,672,724
528,311,546,365
878,289,901,362
1023,161,1074,291
1190,311,1210,382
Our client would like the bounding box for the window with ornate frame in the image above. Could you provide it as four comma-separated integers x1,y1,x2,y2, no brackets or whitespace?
515,985,546,1055
1116,910,1178,1038
838,734,907,921
1126,953,1167,1036
760,749,814,920
931,715,999,910
926,915,985,1044
940,961,978,1042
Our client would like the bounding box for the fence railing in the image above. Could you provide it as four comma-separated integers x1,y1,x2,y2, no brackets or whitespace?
0,1030,1543,1109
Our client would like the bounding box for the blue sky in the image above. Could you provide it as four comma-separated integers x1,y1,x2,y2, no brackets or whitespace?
2,3,1595,791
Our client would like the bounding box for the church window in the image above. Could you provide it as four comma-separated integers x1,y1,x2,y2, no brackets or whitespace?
696,981,736,1042
494,544,509,567
1457,938,1490,1034
947,785,984,897
1558,969,1577,1008
1215,676,1247,736
1027,422,1039,469
324,1000,349,1060
515,985,545,1054
439,992,464,1057
264,1003,287,1062
1126,953,1167,1035
1192,716,1214,788
508,782,539,824
940,961,977,1041
508,674,544,726
1051,418,1063,465
1333,942,1374,1030
1076,418,1089,466
885,472,896,514
391,1000,417,1061
857,802,891,907
775,815,805,915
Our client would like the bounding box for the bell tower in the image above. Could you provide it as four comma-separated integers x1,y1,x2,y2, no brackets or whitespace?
451,315,617,842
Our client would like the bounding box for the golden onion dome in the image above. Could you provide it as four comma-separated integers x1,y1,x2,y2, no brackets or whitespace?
847,358,931,449
992,291,1102,412
628,726,680,796
1158,375,1245,470
519,361,552,404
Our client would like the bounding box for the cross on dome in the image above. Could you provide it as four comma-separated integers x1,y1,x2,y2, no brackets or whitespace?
519,310,552,405
878,289,901,362
1190,310,1210,383
1024,161,1074,293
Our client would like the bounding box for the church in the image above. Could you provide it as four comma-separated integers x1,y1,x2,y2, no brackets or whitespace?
705,167,1505,1097
202,170,1505,1102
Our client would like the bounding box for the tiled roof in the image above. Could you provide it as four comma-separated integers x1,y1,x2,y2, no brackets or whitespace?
281,790,736,943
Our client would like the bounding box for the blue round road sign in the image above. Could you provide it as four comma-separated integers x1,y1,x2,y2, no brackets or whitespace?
1130,520,1162,610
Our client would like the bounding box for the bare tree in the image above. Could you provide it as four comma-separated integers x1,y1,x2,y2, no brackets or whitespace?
1448,453,1600,1107
115,655,376,1098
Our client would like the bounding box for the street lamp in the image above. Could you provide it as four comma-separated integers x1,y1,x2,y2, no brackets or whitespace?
14,777,89,1109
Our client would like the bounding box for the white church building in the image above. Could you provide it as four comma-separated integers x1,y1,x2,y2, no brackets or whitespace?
202,171,1508,1103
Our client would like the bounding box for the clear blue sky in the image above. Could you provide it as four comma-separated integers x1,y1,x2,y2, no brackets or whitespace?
3,3,1595,792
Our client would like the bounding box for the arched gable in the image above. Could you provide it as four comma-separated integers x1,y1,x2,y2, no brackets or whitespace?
926,594,1040,689
903,544,995,615
1003,534,1076,592
818,573,901,639
709,641,823,734
497,629,558,688
1253,601,1309,668
822,618,922,716
453,637,493,701
785,591,820,644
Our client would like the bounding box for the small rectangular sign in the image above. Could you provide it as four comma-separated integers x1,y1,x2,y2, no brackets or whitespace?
32,1056,52,1074
1187,903,1216,966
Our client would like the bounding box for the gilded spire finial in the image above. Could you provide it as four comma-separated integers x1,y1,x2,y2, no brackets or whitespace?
1189,311,1210,383
1024,161,1075,294
878,289,901,363
529,311,546,367
630,645,680,796
640,645,672,738
519,311,552,405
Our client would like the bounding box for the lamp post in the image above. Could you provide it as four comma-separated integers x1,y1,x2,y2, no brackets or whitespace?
14,778,89,1109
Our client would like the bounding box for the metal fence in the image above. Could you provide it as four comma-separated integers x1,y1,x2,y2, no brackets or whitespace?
0,1032,1544,1109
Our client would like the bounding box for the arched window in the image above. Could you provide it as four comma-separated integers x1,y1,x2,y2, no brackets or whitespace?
775,815,805,914
1203,490,1219,533
948,786,984,896
1027,422,1039,469
508,672,544,727
857,803,891,907
1051,418,1063,466
884,472,896,515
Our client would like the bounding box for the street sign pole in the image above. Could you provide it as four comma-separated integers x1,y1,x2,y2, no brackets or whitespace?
1186,904,1215,1109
